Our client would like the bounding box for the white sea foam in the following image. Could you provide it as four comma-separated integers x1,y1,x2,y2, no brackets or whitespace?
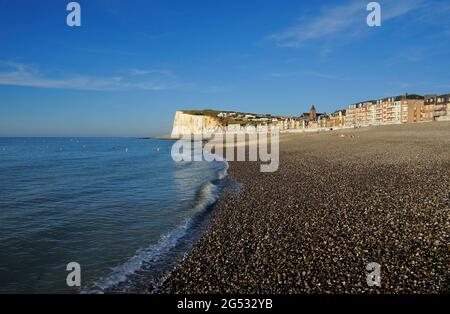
85,161,229,293
217,161,229,180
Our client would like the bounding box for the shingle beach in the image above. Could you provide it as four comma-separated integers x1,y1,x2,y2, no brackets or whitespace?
159,122,450,294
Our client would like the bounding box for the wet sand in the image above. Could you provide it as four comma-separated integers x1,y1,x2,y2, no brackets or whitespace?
159,122,450,294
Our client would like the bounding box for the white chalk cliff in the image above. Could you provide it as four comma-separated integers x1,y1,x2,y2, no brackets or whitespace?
171,111,225,137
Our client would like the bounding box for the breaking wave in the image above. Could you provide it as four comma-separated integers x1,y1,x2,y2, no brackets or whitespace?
85,160,228,293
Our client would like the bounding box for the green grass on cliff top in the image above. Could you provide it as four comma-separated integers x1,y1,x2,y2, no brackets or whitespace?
180,109,271,126
181,109,271,117
181,109,226,117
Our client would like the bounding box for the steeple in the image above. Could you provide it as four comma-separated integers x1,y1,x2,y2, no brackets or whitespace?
310,105,317,119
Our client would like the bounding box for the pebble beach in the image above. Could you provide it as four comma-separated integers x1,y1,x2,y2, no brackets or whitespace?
159,122,450,294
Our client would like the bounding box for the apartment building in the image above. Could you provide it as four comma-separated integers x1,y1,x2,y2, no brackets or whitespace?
324,110,346,128
295,92,446,132
345,104,357,127
382,97,395,124
402,94,425,123
370,94,424,125
359,102,372,126
345,101,369,127
372,100,384,125
367,102,377,125
435,94,450,121
422,95,437,121
344,94,425,126
400,99,409,123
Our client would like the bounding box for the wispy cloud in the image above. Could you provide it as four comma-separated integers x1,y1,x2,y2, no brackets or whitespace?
267,0,425,48
301,70,338,80
270,70,338,80
130,68,174,77
0,61,178,91
434,84,450,89
385,47,426,66
269,72,299,78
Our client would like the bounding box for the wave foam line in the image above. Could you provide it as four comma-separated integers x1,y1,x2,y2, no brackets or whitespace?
85,161,228,293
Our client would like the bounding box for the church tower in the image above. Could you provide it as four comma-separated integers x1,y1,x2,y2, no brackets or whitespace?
310,105,317,119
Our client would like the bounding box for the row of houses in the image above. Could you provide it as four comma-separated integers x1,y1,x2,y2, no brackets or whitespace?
341,94,450,128
211,92,450,133
292,92,450,130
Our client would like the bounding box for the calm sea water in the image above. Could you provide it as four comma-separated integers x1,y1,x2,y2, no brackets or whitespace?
0,138,227,293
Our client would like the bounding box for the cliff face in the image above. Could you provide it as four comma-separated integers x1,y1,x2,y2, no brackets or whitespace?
171,111,224,137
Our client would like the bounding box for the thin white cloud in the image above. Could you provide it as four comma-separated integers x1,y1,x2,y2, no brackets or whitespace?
269,72,299,77
302,70,337,80
435,84,450,89
270,70,337,80
130,68,174,77
385,47,426,66
0,61,177,91
267,0,426,47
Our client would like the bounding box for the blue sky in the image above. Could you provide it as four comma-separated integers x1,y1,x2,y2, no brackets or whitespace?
0,0,449,137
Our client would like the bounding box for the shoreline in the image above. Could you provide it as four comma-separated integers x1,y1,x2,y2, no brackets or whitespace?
139,158,231,294
156,122,450,294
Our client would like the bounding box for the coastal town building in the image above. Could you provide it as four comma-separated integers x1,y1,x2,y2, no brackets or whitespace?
435,94,450,121
291,92,446,132
382,97,400,124
436,94,450,121
345,104,356,127
375,94,423,125
301,105,317,120
353,94,425,126
400,94,425,123
345,101,374,127
322,110,346,128
374,100,383,125
418,93,450,122
422,95,437,121
300,105,326,128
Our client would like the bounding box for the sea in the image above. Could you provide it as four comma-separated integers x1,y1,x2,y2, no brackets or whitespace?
0,137,228,293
